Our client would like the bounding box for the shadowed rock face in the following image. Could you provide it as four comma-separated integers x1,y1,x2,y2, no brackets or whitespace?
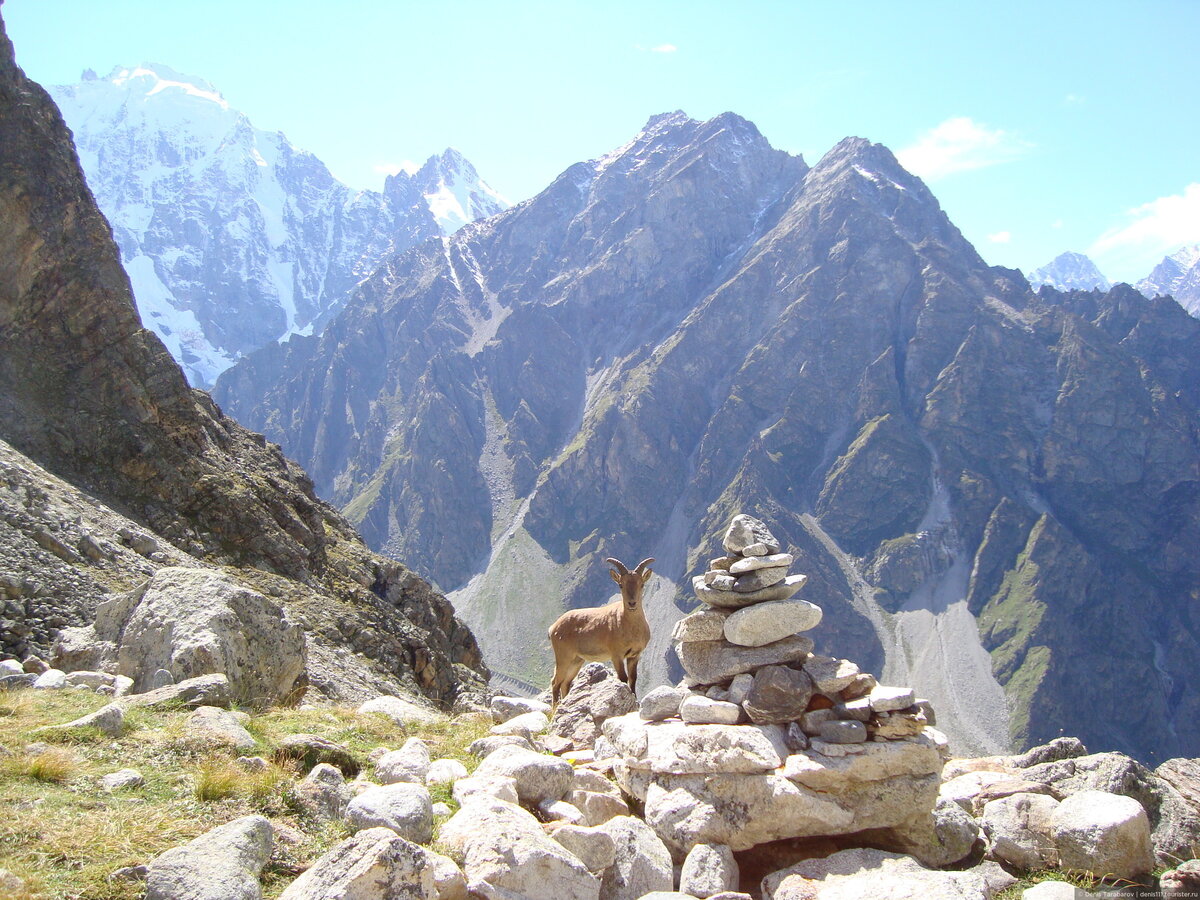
215,106,1200,760
0,12,487,706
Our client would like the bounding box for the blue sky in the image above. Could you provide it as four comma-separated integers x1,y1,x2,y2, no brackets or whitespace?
6,0,1198,283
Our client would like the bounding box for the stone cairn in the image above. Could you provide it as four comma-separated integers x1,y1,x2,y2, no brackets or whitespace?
601,513,951,863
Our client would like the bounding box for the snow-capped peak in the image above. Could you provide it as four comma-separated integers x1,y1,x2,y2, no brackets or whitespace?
107,63,228,108
409,147,509,234
1027,251,1111,292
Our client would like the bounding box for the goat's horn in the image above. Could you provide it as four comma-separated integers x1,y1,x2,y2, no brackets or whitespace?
605,558,630,576
634,558,655,574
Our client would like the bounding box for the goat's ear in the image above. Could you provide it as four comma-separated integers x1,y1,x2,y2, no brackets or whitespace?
610,568,621,584
641,568,653,584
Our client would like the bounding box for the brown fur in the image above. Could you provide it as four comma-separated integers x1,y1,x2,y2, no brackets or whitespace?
549,557,653,706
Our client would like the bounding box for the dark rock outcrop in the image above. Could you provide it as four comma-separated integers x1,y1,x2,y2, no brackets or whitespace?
0,12,486,706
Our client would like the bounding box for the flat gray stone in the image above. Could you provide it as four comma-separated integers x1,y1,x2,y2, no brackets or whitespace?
732,566,789,593
868,685,916,712
815,720,868,744
640,685,688,721
721,515,780,555
671,608,729,643
723,599,823,647
693,574,807,609
728,553,794,575
345,783,434,844
678,634,813,687
679,695,742,725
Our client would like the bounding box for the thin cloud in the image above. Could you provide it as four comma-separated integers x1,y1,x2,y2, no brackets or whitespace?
1090,183,1200,277
897,117,1033,181
988,231,1012,244
650,43,678,53
1064,93,1086,105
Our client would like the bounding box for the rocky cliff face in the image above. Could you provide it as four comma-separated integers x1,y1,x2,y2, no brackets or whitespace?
215,110,1200,763
0,14,487,706
48,66,506,387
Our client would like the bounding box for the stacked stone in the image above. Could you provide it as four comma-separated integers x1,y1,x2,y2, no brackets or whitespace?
668,513,933,747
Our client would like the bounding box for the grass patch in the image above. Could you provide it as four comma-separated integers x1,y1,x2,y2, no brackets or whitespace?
0,689,493,898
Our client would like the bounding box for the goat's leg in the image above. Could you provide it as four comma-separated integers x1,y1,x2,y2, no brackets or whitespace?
612,655,628,684
626,652,641,696
554,657,584,708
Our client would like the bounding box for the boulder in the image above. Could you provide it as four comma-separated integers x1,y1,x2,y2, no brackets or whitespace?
921,798,980,868
426,758,469,786
672,609,730,643
452,775,520,806
722,515,780,555
640,685,688,721
679,843,738,898
677,634,813,686
293,763,351,821
92,568,306,705
376,738,432,785
36,701,124,738
549,663,637,751
467,734,533,757
145,814,273,900
358,695,444,727
742,665,813,725
1050,789,1154,879
550,824,617,875
680,695,742,725
1161,859,1200,900
1157,757,1200,808
64,670,117,690
603,716,787,776
33,668,66,689
345,784,434,844
491,710,550,736
491,695,551,724
722,599,822,647
184,706,256,750
762,848,1004,900
981,792,1060,870
439,796,599,900
566,789,630,826
276,827,439,899
118,673,232,710
594,815,673,900
472,743,576,805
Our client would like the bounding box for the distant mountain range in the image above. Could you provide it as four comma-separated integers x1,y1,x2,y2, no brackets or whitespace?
213,110,1200,764
49,65,506,386
1028,247,1200,317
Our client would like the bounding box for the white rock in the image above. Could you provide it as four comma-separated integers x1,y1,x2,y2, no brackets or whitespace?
604,715,787,775
539,798,585,825
572,768,623,798
679,843,739,898
763,848,1002,899
491,695,551,724
376,738,432,785
426,758,469,786
723,599,822,647
101,768,144,791
37,701,124,738
671,609,729,643
33,668,67,689
802,656,861,694
728,553,794,574
452,775,520,806
868,685,916,712
726,673,753,707
345,783,434,844
491,710,549,736
721,515,780,555
472,743,575,805
567,789,630,826
594,815,673,900
64,670,117,690
550,824,617,875
185,706,257,750
1050,789,1154,879
640,685,688,721
294,763,351,821
145,814,273,900
981,792,1060,870
0,660,23,676
357,694,445,727
99,568,306,705
680,695,742,725
440,796,599,900
276,826,438,899
938,770,1019,813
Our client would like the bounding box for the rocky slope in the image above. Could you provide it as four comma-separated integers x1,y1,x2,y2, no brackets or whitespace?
0,13,487,707
1138,244,1200,316
1025,251,1111,292
48,65,506,386
215,110,1200,763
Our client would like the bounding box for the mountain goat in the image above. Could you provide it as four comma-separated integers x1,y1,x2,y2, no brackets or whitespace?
548,556,654,706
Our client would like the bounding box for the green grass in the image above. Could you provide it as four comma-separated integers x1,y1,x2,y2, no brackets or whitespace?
0,687,491,899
